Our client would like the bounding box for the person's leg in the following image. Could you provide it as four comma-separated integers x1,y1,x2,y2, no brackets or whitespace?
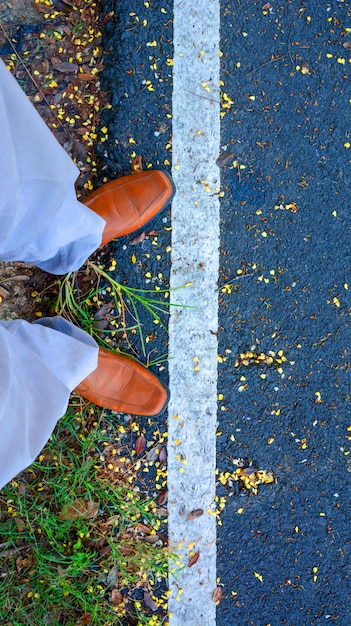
0,317,98,490
0,59,175,274
0,316,169,489
0,62,172,490
0,58,105,274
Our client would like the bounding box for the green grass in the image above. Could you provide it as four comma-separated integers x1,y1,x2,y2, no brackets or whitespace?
0,266,188,625
54,261,189,357
0,406,171,626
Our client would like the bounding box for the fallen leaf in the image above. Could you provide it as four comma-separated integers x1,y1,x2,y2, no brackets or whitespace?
15,556,24,574
342,41,351,49
212,586,223,604
129,231,146,246
146,446,159,462
118,544,134,556
135,522,152,534
106,564,118,586
186,508,204,521
95,301,115,318
216,151,234,167
144,592,158,612
111,589,123,606
143,534,160,544
0,286,10,299
188,550,200,567
135,435,146,455
240,467,258,476
5,275,30,282
52,0,74,14
60,499,99,520
77,73,96,82
132,155,143,172
157,490,168,505
51,61,79,74
157,506,168,516
77,614,93,625
158,447,167,464
90,319,109,333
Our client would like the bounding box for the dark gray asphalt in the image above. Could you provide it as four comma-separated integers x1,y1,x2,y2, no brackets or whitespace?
217,2,351,625
99,1,351,624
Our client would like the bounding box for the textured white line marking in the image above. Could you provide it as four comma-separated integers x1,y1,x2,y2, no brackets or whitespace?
168,2,220,624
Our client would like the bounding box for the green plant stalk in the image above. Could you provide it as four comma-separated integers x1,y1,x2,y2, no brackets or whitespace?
55,263,192,356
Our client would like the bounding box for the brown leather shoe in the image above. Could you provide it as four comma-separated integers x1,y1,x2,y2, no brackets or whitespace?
75,348,169,416
83,170,175,246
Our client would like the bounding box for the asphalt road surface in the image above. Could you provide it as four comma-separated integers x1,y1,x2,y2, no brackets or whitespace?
216,2,351,625
101,1,351,625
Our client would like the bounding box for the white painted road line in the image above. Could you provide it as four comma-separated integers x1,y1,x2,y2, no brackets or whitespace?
168,2,220,624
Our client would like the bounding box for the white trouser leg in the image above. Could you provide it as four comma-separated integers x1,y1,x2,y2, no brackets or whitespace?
0,318,99,489
0,59,105,274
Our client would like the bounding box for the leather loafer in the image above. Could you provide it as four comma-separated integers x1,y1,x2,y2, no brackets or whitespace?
75,348,169,416
83,170,175,246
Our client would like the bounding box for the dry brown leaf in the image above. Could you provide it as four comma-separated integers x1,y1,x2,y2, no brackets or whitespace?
0,286,10,299
77,73,96,82
135,522,152,534
212,586,223,604
9,275,30,282
157,506,168,516
77,614,93,626
52,0,74,14
95,301,114,318
142,534,160,544
146,446,159,462
38,56,49,72
135,435,146,455
111,588,123,606
60,499,99,520
91,319,109,333
118,544,134,557
104,514,120,526
342,41,351,49
188,550,200,567
157,489,168,505
129,231,146,245
52,61,79,74
158,447,167,464
216,151,234,167
106,564,118,586
15,556,24,574
132,155,143,172
186,508,204,521
144,592,158,612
